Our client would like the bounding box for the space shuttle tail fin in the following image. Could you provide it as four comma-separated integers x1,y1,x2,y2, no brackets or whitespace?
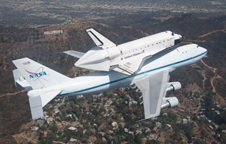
12,57,71,90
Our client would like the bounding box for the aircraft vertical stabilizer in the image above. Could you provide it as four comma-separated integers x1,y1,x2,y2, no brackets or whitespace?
12,57,71,89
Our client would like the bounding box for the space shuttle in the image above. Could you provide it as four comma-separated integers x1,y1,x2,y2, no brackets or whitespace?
64,28,183,75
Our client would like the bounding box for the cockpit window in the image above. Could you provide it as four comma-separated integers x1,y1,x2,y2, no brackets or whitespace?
171,33,174,36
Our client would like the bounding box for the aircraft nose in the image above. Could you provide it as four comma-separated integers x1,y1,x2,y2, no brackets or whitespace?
198,46,208,54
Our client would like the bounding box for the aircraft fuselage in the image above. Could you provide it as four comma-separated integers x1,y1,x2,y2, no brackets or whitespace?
28,44,207,98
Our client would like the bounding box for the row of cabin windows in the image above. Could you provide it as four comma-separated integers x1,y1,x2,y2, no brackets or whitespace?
123,39,170,55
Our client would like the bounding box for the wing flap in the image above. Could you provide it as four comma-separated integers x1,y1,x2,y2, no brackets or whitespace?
135,69,169,120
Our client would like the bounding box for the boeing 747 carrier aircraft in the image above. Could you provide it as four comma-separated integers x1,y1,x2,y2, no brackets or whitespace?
12,29,207,120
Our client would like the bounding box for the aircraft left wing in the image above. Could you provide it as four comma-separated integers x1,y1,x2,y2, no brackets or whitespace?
86,28,116,49
135,69,169,120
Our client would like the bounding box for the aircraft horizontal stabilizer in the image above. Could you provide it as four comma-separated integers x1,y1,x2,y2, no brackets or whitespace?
13,69,32,91
63,50,85,59
29,90,61,120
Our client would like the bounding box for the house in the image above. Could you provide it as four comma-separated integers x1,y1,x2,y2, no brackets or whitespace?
109,130,113,134
183,119,188,124
166,124,172,130
90,128,96,134
163,113,168,116
67,114,73,118
129,101,133,106
153,126,158,133
83,129,86,134
112,122,118,127
155,122,162,128
98,132,105,136
68,127,78,131
187,116,191,121
77,95,83,99
148,133,158,140
47,117,54,124
128,131,134,135
119,88,125,92
136,130,142,135
54,108,60,114
215,110,220,115
43,131,48,137
31,126,39,131
61,121,70,126
121,141,128,144
69,138,77,142
144,127,150,133
124,128,128,133
132,101,138,105
125,94,131,99
36,120,44,127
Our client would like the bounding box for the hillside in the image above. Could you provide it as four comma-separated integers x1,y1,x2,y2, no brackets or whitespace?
0,13,226,143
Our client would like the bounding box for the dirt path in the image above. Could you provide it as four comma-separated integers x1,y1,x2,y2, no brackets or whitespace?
211,75,222,93
0,89,27,98
199,29,226,38
200,59,217,73
200,59,223,94
22,132,38,143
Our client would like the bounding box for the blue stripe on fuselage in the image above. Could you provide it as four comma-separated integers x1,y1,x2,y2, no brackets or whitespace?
59,51,207,96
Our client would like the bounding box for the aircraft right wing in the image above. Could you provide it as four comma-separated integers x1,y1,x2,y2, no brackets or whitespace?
135,69,169,120
86,28,116,49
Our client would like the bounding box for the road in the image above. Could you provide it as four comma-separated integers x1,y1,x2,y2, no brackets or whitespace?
0,89,26,98
199,29,226,38
22,132,38,143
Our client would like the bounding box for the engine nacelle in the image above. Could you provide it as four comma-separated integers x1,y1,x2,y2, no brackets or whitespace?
166,82,181,92
106,47,121,59
161,97,179,109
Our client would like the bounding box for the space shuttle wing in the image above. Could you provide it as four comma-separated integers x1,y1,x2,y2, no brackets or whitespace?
135,69,169,120
112,56,143,75
112,52,152,75
86,28,116,49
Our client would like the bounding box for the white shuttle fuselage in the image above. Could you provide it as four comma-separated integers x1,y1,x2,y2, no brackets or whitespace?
74,29,183,75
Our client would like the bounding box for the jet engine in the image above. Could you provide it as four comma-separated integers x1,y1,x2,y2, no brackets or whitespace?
161,97,179,109
166,82,181,92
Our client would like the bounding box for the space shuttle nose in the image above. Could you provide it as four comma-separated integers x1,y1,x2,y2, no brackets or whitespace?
173,33,184,45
